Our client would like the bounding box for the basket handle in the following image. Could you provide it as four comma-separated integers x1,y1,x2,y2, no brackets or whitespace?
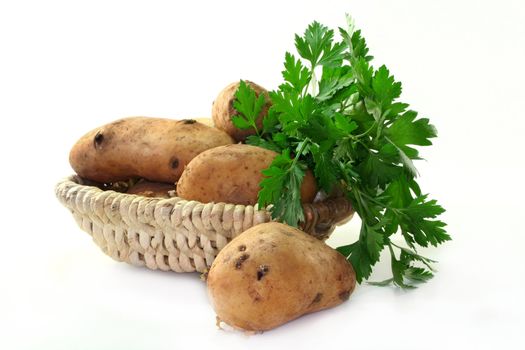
301,196,354,240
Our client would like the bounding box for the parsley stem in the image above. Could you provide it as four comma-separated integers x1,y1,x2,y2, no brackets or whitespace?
388,243,395,258
352,187,374,222
358,190,386,208
357,190,403,218
291,137,310,167
373,109,387,143
309,67,318,96
252,121,261,137
353,122,376,139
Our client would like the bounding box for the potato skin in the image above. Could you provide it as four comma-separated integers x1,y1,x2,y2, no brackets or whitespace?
207,222,356,331
126,181,175,198
194,117,214,127
176,144,316,205
212,81,271,142
69,117,234,183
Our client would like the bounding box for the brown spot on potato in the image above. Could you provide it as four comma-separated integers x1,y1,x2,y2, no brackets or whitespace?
248,287,262,302
235,253,250,269
182,119,196,124
170,158,179,169
238,245,246,252
256,265,269,281
93,131,104,149
338,290,351,301
310,292,323,305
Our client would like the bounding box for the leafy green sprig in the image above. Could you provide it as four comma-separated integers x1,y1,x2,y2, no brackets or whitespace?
232,15,449,288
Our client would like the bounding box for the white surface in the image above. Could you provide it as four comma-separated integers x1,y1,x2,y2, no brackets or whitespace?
1,0,524,349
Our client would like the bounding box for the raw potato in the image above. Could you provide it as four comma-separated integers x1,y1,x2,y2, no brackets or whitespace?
212,81,271,142
69,117,234,183
177,144,316,205
207,222,356,331
126,181,175,198
194,117,214,127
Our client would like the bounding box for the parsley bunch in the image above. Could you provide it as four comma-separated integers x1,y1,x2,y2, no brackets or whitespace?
232,15,449,288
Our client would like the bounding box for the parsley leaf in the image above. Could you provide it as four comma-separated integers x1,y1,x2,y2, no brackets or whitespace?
282,52,311,93
269,91,315,134
310,142,338,192
387,111,437,147
372,65,402,109
400,195,449,247
358,152,403,189
245,135,282,153
316,66,354,102
231,80,266,135
295,21,346,68
258,148,307,227
337,241,374,282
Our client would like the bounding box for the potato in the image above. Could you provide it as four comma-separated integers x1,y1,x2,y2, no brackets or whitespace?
194,117,214,127
69,117,234,183
176,144,316,205
212,81,271,142
126,180,175,198
207,222,356,331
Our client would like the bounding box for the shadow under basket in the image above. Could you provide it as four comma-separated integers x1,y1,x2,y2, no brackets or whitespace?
55,175,354,273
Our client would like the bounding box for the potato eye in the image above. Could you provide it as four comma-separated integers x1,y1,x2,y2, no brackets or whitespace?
93,131,104,149
257,265,269,280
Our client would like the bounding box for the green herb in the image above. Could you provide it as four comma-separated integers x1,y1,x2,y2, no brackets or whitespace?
231,80,267,136
233,14,449,288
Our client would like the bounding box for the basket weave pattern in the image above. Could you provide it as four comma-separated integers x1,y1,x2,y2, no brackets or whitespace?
56,175,353,273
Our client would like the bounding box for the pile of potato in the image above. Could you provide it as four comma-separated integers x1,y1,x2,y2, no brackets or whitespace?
69,81,356,332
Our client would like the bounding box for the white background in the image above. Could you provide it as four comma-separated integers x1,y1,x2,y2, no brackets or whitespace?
1,0,524,349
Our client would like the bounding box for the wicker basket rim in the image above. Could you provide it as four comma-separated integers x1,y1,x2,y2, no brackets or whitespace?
56,174,354,222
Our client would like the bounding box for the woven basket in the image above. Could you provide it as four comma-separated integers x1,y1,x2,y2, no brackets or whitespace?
55,175,354,273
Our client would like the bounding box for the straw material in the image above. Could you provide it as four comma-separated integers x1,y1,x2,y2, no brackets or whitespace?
55,175,354,273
